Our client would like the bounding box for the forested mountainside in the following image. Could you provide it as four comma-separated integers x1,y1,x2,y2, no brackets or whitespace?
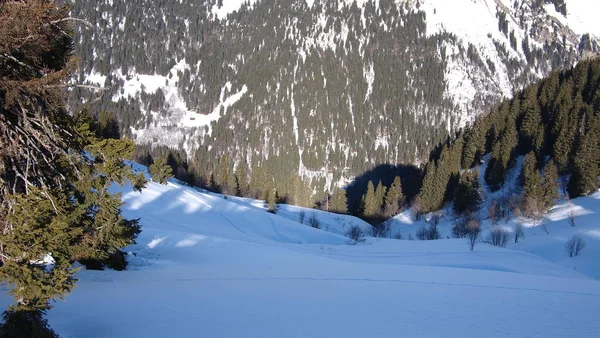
417,56,600,215
70,0,599,194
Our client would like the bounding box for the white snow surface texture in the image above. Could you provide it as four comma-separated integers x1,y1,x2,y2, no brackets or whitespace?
1,162,599,337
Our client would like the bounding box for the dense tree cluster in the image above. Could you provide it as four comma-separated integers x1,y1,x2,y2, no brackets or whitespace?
418,57,600,213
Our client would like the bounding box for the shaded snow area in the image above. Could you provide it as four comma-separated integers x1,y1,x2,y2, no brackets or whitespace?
2,162,598,337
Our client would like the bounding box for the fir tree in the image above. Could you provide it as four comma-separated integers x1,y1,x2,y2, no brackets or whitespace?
149,157,173,184
540,159,559,210
383,176,404,217
0,2,147,334
521,151,542,202
362,181,380,218
453,170,482,215
330,187,348,214
234,160,249,196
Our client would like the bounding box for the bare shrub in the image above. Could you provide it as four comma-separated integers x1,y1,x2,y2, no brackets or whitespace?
412,196,423,221
486,227,510,247
567,211,577,227
345,225,363,242
453,216,475,238
466,218,481,251
298,210,306,224
308,213,320,229
368,223,389,238
488,199,501,225
565,236,586,257
417,224,440,241
429,212,442,226
408,233,414,240
514,223,524,243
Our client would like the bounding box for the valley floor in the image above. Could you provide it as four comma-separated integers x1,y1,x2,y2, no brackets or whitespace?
2,173,599,337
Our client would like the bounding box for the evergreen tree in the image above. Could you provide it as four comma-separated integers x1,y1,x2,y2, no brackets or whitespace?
374,180,387,214
568,112,600,197
362,181,380,218
217,157,232,194
330,187,348,214
149,157,173,184
234,160,249,196
521,151,542,202
540,159,559,210
0,2,147,334
264,184,278,213
383,176,404,217
453,170,482,215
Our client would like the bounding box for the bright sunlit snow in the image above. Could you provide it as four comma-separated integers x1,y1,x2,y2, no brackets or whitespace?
1,162,598,337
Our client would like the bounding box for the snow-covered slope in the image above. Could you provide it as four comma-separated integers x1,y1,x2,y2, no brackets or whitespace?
1,163,598,337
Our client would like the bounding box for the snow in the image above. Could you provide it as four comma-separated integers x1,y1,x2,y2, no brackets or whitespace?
562,0,600,38
211,0,260,20
2,162,598,337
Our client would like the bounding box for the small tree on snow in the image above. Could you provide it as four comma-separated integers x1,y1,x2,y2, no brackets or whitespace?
514,224,524,243
565,236,586,257
467,218,481,251
567,211,577,227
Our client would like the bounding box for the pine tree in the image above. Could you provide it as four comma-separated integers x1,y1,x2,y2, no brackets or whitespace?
383,176,404,217
329,187,348,214
234,160,249,196
568,111,600,197
264,184,278,214
540,159,559,210
521,151,542,202
149,157,173,184
362,181,380,218
374,180,387,214
0,2,147,333
453,170,482,215
217,157,231,194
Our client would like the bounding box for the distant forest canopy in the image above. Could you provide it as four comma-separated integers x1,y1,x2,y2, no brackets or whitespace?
69,0,598,201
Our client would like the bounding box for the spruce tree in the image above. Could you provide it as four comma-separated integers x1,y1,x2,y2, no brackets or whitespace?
453,170,482,215
374,180,387,214
0,2,147,334
362,181,379,218
149,157,173,184
234,160,249,196
521,151,542,202
383,176,404,217
540,159,559,210
568,111,600,197
330,187,348,214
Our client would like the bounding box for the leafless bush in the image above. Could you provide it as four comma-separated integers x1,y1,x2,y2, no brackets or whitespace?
488,199,501,225
565,236,586,257
467,218,482,251
345,225,363,242
408,233,414,240
567,211,577,227
453,216,476,239
368,223,389,238
393,232,403,240
412,196,423,221
429,212,442,226
308,213,320,229
514,224,524,243
417,223,440,241
486,227,511,247
298,210,306,224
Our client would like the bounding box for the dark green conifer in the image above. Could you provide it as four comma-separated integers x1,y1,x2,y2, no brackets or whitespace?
149,157,173,184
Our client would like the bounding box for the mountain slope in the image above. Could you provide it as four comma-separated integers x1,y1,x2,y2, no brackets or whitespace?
1,163,598,337
70,0,599,192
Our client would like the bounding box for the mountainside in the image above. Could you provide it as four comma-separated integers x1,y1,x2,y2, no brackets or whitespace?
70,0,600,191
2,162,597,337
